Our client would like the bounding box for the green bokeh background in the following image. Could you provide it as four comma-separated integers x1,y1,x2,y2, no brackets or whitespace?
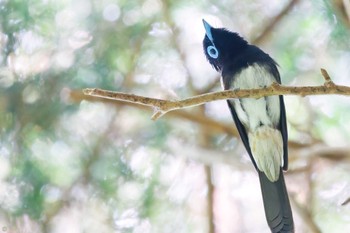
1,0,350,232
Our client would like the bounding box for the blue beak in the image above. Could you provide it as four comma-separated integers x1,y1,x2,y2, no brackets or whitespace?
202,19,214,42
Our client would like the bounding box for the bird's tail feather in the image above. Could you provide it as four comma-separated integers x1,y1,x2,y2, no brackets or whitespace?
258,169,294,233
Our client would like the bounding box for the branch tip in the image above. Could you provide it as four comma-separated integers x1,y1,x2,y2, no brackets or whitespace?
320,68,335,87
320,68,329,80
321,69,331,81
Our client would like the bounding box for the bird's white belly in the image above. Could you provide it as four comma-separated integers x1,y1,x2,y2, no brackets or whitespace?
229,64,280,131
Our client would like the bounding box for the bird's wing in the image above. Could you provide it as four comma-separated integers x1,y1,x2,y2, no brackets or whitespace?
265,61,289,171
226,100,258,169
279,95,288,171
269,63,289,171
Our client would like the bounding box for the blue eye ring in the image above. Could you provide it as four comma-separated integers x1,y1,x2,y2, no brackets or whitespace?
207,45,219,59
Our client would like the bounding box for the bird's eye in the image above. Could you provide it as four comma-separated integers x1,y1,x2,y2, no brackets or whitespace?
207,45,219,59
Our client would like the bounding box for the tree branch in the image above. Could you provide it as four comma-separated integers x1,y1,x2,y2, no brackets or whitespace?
83,69,349,120
290,194,322,233
252,0,300,44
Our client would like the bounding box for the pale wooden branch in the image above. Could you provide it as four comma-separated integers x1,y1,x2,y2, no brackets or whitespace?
71,89,316,150
83,69,350,120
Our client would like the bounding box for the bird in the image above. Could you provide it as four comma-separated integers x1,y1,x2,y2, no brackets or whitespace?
202,19,294,233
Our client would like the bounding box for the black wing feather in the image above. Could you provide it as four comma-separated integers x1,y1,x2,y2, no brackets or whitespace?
226,100,258,169
279,96,288,171
266,61,289,171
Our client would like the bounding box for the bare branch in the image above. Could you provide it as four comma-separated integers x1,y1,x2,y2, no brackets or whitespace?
70,89,240,136
83,69,350,120
342,197,350,206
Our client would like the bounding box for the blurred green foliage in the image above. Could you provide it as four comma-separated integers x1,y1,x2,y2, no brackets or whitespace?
1,0,350,232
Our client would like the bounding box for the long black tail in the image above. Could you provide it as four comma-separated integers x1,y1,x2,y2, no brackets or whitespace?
258,169,294,233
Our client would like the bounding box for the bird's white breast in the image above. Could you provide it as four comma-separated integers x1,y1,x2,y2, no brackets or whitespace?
228,64,280,131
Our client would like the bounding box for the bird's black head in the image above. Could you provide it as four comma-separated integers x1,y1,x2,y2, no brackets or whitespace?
202,19,248,71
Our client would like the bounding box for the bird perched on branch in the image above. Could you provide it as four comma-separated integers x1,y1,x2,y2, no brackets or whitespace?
202,19,294,233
